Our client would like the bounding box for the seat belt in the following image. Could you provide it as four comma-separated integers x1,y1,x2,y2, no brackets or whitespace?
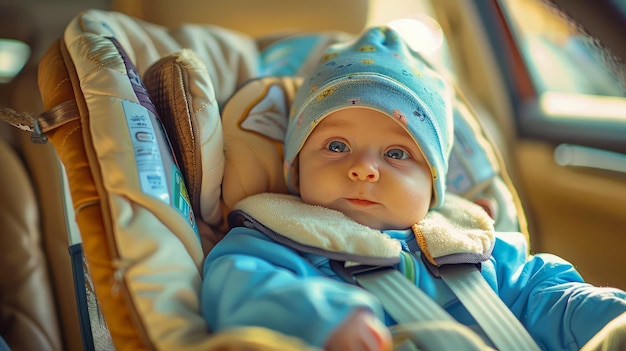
331,259,541,351
437,264,541,351
332,263,492,350
347,266,455,324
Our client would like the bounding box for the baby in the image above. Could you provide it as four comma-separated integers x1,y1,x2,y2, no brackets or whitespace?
201,26,626,350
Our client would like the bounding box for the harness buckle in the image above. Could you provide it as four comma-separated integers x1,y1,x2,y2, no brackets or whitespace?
329,259,394,284
31,119,48,144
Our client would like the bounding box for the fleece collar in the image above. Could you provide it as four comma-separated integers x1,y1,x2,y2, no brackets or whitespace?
232,192,495,266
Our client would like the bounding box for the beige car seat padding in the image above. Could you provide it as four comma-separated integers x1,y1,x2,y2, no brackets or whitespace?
39,37,148,350
35,9,325,351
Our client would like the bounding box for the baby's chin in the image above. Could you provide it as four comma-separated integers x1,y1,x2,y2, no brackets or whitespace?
345,212,411,231
308,199,415,230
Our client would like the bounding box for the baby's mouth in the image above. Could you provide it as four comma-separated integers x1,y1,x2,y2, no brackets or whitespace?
346,198,377,206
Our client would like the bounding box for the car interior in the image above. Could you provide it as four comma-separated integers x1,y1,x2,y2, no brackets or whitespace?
0,0,624,350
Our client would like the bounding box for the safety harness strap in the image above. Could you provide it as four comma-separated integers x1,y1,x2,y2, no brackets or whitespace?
355,267,454,324
334,260,541,351
0,100,80,144
438,264,541,351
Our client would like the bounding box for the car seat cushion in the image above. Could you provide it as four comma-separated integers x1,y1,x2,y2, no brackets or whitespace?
143,49,226,249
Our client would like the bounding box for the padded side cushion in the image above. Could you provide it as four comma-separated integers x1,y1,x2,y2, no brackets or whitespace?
41,31,204,350
143,49,225,250
221,77,302,210
45,10,206,350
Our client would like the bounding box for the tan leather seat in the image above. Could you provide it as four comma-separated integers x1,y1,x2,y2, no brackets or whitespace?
0,7,83,345
0,123,82,351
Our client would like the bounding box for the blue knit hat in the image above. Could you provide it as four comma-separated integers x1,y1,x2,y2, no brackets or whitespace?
284,26,454,209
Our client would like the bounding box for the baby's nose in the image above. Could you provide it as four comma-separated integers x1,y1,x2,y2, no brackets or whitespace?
348,156,380,182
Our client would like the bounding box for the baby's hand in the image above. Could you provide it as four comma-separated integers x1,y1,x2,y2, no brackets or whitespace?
324,309,392,351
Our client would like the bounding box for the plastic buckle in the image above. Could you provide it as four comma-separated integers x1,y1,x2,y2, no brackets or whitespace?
31,119,48,144
420,253,481,279
329,260,393,284
420,254,442,278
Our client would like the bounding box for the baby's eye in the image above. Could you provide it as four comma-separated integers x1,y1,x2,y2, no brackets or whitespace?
385,148,410,160
327,140,350,153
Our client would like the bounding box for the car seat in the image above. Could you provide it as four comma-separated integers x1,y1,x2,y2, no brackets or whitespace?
0,121,82,351
0,8,529,351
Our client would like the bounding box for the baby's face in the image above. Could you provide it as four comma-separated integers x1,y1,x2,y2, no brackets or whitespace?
298,107,432,230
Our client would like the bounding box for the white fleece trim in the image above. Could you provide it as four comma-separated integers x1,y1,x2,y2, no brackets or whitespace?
234,192,495,260
415,193,495,260
234,193,401,258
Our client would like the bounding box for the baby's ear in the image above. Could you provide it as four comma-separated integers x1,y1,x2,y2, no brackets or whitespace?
221,77,302,209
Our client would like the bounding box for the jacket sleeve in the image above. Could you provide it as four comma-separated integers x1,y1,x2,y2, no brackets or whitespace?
200,226,384,347
491,232,626,350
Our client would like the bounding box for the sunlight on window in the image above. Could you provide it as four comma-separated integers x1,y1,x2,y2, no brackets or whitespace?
540,92,626,122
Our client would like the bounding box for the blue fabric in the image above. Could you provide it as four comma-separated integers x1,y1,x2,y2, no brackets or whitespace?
201,227,626,350
201,227,384,347
260,34,328,76
0,334,9,351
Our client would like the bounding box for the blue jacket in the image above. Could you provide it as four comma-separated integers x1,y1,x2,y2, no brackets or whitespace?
200,195,626,350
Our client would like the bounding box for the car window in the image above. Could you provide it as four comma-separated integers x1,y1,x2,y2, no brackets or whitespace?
499,0,626,123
